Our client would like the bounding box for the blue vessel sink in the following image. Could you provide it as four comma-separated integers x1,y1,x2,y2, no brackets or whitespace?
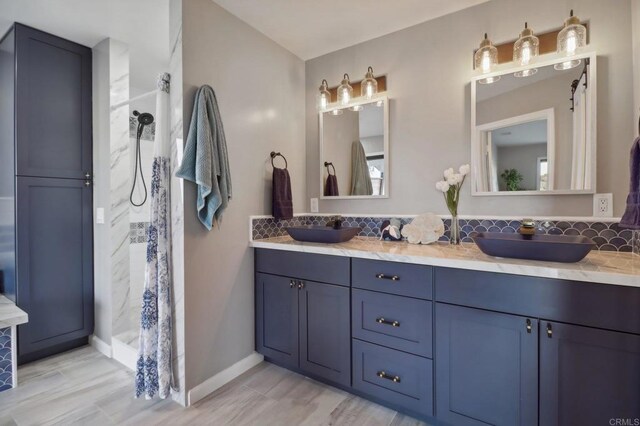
473,232,596,263
286,225,361,244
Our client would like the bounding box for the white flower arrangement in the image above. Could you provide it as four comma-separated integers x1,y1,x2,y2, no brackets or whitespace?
435,164,470,215
436,164,469,244
401,213,445,245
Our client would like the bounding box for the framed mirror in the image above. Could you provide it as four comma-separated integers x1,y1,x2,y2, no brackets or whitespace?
319,95,389,199
471,52,596,195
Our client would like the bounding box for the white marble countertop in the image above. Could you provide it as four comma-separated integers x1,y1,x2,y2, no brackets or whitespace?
250,236,640,288
0,294,28,328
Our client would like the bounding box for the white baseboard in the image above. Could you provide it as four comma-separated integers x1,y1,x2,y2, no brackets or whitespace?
111,337,137,371
187,352,264,406
90,335,112,358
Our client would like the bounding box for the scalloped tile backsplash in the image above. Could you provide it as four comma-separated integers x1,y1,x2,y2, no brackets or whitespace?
252,216,635,253
0,327,12,392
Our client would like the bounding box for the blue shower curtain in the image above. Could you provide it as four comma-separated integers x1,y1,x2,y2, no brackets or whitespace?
135,73,174,399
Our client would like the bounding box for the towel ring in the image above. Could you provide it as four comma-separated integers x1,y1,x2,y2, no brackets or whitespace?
270,151,288,169
324,161,336,175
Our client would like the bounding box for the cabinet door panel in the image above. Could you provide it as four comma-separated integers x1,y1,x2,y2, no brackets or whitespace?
540,322,640,426
299,281,350,387
255,273,298,368
15,24,92,179
16,177,93,358
435,303,538,426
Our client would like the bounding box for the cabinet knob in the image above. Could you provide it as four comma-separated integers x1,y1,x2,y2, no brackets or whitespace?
376,317,400,327
84,181,91,187
375,273,400,281
546,323,553,338
290,280,295,288
297,281,305,289
85,172,91,179
526,318,532,333
377,371,401,383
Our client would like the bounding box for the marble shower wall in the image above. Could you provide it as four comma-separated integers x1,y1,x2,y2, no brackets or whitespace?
109,40,131,337
169,0,186,407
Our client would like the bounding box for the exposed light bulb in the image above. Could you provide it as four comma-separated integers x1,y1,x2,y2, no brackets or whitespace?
481,51,491,73
319,94,329,110
521,41,531,65
340,88,350,105
364,83,374,99
337,74,353,106
316,79,331,112
566,31,577,55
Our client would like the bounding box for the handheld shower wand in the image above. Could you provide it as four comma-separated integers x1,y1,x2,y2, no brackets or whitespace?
130,110,155,207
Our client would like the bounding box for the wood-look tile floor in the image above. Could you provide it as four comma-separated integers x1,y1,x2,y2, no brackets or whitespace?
0,346,430,426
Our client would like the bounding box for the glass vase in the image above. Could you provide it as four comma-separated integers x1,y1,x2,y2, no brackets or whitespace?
449,214,461,245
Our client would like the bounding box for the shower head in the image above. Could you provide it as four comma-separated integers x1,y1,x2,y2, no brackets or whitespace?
133,110,154,126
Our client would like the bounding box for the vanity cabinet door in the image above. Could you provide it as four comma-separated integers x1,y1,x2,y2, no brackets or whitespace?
540,322,640,426
435,303,538,426
255,273,299,369
299,280,351,387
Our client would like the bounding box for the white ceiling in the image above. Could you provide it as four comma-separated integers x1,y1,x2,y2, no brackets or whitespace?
212,0,491,60
0,0,169,91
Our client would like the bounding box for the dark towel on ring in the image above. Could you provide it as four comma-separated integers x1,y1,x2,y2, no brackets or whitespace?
272,167,293,220
620,137,640,229
324,174,339,196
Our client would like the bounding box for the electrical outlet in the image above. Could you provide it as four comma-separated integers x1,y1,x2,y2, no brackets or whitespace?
96,207,105,224
593,193,613,217
310,198,319,213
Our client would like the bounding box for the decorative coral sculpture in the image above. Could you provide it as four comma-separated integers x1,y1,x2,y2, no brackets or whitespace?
401,213,445,245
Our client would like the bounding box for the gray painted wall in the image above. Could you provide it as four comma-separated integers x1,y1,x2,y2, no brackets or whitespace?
305,0,634,216
181,0,306,393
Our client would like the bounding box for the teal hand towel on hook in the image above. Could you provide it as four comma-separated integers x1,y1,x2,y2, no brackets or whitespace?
176,85,232,230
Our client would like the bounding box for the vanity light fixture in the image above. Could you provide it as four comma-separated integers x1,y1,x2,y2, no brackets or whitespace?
351,105,363,112
554,10,586,70
513,22,539,77
337,74,353,105
330,109,343,116
317,79,331,112
474,33,500,84
361,66,378,99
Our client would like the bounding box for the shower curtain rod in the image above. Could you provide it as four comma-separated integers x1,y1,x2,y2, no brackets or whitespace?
110,89,158,111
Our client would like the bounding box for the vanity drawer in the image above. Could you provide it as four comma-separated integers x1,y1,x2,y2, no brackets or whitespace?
255,249,350,286
352,289,432,357
352,259,432,299
353,339,433,418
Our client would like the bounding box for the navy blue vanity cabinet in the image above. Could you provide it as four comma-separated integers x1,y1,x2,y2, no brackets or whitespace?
435,267,640,426
255,249,351,387
351,259,434,418
435,303,539,426
540,322,640,426
0,24,93,363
